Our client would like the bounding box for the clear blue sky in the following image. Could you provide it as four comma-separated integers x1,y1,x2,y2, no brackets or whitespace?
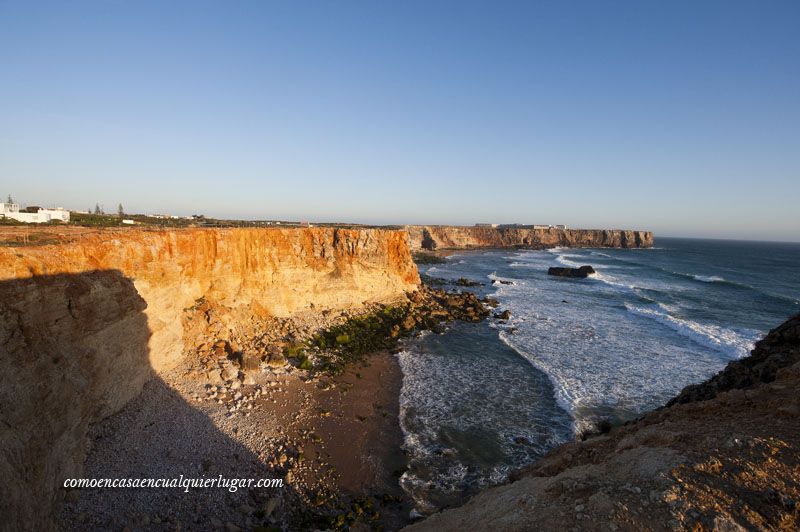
1,1,798,240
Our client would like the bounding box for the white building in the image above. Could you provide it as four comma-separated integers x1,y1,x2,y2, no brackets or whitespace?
1,202,70,223
1,202,20,216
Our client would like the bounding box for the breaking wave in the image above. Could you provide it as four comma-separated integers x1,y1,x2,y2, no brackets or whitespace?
692,274,726,283
624,303,757,359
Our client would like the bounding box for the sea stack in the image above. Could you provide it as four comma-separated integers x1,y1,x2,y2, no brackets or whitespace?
547,265,596,278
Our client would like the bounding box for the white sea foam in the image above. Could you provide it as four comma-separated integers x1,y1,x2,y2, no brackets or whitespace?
588,267,679,294
399,246,780,513
623,303,757,359
692,274,726,283
396,341,571,512
590,271,634,290
554,255,582,268
488,271,520,286
488,255,756,434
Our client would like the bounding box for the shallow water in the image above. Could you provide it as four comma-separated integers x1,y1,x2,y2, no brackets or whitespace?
398,237,800,512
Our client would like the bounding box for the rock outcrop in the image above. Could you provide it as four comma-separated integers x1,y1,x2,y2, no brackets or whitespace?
0,227,420,531
548,265,596,278
405,225,653,250
406,314,800,531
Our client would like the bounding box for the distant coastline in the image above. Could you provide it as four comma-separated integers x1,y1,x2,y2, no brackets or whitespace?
405,225,653,251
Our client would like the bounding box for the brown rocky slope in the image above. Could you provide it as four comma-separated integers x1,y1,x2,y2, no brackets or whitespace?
406,314,800,531
405,225,653,250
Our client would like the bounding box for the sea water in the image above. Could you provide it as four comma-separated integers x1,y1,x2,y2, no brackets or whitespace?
397,237,800,513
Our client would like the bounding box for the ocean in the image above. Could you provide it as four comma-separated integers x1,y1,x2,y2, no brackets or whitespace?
396,237,800,513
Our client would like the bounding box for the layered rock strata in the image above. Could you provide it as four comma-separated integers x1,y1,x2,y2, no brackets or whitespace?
405,225,653,250
0,227,420,372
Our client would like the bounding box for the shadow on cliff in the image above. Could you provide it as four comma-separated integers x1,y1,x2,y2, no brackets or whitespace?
0,271,295,531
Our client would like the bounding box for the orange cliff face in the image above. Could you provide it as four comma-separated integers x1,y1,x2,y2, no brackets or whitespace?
404,225,654,250
0,227,421,373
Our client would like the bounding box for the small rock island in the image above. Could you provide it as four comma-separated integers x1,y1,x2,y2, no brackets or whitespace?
547,265,596,278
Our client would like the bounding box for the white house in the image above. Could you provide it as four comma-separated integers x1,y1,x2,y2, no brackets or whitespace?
1,202,20,216
1,202,70,223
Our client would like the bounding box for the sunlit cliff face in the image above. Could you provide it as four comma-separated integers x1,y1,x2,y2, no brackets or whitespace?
0,227,420,372
404,226,654,251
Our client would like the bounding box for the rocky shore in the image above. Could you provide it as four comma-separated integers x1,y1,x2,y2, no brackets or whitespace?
56,284,493,531
406,314,800,531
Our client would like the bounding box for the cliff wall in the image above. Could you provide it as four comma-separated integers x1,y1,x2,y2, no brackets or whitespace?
407,315,800,531
405,225,653,250
0,271,151,530
0,227,420,530
0,227,420,372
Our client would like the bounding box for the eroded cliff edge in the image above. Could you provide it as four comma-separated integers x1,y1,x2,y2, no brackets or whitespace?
405,225,653,250
406,315,800,531
0,227,420,372
0,227,420,530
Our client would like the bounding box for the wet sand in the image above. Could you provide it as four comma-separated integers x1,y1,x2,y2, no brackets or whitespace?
273,350,412,529
305,352,406,495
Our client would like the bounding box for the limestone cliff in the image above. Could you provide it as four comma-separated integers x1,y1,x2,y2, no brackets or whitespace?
406,315,800,531
0,227,420,531
0,271,151,531
0,227,420,372
405,225,653,250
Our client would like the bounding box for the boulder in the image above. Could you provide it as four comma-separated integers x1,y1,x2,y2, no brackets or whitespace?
266,354,287,368
495,310,511,320
547,265,596,278
220,365,239,381
240,353,261,372
211,340,233,358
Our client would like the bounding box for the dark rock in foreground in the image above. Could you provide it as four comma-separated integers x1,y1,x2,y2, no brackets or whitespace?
547,265,596,278
667,314,800,405
406,315,800,531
